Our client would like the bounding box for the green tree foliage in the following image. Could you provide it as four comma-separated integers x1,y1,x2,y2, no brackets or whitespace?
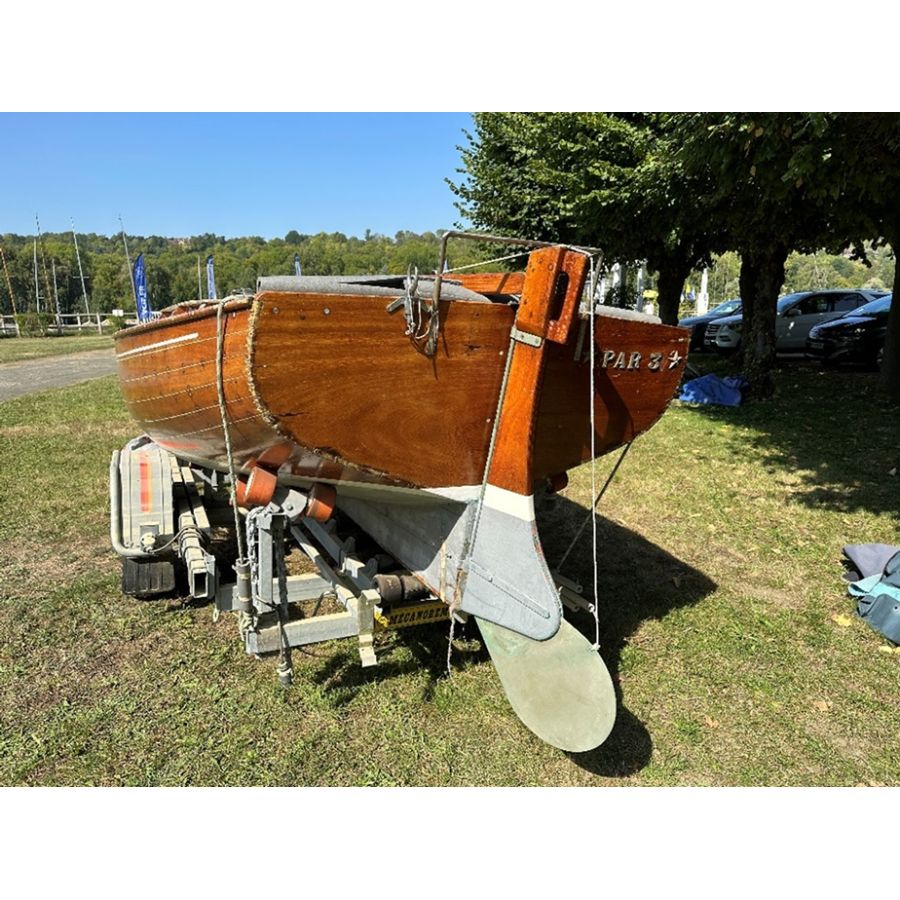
686,244,895,311
783,244,894,294
448,113,720,324
451,112,899,399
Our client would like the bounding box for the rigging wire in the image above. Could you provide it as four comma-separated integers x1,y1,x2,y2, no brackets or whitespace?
215,299,248,563
555,440,633,576
588,256,600,648
446,328,517,677
444,249,532,274
446,247,616,669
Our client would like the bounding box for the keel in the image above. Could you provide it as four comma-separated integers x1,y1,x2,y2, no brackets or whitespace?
459,487,562,639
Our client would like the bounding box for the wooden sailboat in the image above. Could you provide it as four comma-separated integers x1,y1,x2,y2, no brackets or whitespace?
112,236,689,750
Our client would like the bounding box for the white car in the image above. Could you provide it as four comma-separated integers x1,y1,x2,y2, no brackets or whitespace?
705,289,887,353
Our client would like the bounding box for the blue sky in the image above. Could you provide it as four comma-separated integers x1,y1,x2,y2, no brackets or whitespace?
0,113,474,239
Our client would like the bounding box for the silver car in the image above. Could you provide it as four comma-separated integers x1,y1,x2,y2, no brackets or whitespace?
706,289,887,353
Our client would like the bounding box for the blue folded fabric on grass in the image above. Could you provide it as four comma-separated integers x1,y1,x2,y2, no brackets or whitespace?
848,550,900,644
678,374,748,407
842,543,900,582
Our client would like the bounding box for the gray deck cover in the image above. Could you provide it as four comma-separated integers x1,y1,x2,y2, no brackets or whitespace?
256,275,489,303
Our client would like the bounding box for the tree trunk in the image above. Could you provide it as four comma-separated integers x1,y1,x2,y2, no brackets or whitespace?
656,258,692,325
877,229,900,402
738,243,789,400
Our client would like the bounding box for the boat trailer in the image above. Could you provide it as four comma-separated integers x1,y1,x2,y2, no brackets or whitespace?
110,436,458,681
110,435,615,751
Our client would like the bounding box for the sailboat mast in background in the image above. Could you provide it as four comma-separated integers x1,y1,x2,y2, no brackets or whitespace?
0,246,17,319
51,259,62,327
32,238,41,312
35,214,53,313
119,214,138,306
71,219,91,315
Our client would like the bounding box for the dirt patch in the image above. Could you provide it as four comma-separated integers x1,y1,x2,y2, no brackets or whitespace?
2,627,182,723
0,537,115,598
749,584,806,610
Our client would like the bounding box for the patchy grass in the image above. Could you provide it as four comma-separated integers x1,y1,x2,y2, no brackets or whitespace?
0,334,113,365
0,363,898,786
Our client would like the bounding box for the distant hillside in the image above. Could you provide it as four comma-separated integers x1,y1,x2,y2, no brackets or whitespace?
0,230,487,315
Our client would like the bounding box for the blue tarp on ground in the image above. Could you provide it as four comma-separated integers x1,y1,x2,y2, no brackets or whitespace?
678,374,748,407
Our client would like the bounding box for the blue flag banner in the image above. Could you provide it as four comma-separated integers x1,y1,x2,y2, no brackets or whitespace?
134,253,152,323
207,255,217,300
294,253,302,276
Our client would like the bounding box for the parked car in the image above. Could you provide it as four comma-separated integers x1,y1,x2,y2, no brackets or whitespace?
805,293,892,367
705,289,886,354
679,298,742,351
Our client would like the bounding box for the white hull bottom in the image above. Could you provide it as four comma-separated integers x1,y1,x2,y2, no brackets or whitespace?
172,449,562,640
171,449,560,637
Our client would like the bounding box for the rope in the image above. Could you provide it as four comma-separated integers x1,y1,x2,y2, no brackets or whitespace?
386,265,441,355
444,243,605,277
466,335,516,558
215,299,247,562
399,265,421,337
547,248,637,651
563,251,607,648
447,247,607,667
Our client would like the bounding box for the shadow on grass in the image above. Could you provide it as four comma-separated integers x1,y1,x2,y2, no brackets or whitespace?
535,491,717,777
181,493,715,778
304,623,486,706
686,361,899,520
282,492,716,778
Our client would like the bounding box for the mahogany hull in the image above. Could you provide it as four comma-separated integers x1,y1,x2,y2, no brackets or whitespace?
115,248,690,642
115,287,688,494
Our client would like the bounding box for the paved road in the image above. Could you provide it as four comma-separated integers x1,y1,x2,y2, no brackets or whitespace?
0,348,118,402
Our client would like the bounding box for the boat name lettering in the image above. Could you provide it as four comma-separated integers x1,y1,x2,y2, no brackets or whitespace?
594,349,683,371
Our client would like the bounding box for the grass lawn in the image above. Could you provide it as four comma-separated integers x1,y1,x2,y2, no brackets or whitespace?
0,362,897,786
0,334,114,365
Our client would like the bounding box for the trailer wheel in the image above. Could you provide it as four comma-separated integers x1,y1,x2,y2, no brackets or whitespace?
121,557,176,600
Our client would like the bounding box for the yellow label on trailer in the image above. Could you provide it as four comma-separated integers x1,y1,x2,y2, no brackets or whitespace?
375,600,449,630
